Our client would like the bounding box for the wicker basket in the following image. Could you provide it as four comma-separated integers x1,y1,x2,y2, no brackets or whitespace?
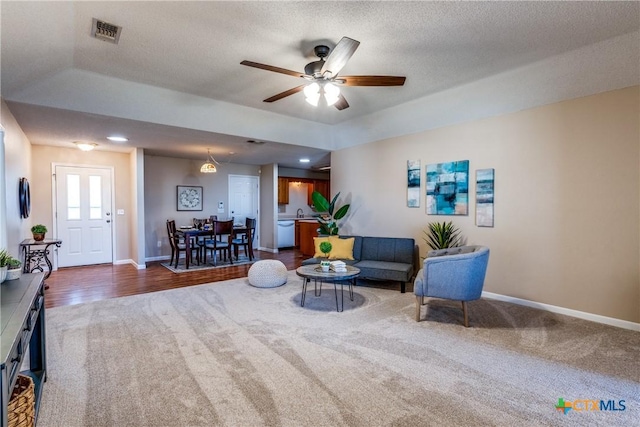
7,375,34,427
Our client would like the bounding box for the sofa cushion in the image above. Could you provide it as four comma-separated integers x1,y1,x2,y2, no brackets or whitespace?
354,260,414,282
328,236,355,260
334,235,363,260
361,237,415,264
313,236,332,258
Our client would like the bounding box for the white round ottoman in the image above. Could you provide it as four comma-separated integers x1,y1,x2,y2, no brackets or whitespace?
248,260,288,288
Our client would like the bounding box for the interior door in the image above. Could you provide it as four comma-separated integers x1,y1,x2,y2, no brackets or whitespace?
228,175,259,246
55,165,113,267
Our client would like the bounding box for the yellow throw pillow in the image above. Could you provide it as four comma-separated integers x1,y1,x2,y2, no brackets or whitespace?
328,236,355,260
313,236,332,258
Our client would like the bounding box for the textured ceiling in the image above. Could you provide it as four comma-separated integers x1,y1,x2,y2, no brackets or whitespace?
1,1,639,168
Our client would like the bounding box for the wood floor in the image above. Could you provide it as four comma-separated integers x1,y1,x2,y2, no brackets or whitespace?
44,248,306,309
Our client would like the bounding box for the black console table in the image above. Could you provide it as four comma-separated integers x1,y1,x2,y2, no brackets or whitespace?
0,273,47,427
20,239,62,289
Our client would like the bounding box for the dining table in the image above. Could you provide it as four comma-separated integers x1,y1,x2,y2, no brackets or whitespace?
176,225,247,269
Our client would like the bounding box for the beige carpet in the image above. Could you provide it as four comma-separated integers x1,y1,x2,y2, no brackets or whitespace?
39,271,639,426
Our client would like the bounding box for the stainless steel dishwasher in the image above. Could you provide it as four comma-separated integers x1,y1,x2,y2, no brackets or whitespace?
277,220,295,248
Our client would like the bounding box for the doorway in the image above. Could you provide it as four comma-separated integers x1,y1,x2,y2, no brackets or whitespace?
54,165,114,267
228,175,259,247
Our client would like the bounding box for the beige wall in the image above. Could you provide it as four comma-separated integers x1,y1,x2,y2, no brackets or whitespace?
1,99,33,256
143,155,260,258
332,86,640,323
260,163,277,251
30,145,134,262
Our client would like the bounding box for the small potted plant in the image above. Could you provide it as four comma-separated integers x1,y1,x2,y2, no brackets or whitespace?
319,241,332,272
5,256,22,281
0,249,9,283
31,224,48,241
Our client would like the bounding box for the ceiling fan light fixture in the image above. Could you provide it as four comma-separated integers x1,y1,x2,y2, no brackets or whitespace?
200,149,219,173
324,82,340,106
304,82,320,106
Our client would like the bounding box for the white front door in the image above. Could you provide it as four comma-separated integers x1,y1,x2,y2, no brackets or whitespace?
228,175,259,246
55,165,113,267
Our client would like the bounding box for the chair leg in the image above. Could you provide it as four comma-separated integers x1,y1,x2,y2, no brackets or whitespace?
462,301,469,327
415,296,422,322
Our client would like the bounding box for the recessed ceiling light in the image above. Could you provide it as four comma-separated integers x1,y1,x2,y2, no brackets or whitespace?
299,158,310,163
107,136,128,142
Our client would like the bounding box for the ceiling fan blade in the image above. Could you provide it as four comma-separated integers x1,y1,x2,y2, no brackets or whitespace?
321,37,360,78
241,60,306,78
263,85,306,103
334,94,349,110
338,76,406,86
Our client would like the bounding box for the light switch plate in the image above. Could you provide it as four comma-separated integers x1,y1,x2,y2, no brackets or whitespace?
117,209,125,215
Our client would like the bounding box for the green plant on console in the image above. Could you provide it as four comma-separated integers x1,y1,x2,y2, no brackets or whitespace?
423,221,463,250
7,256,21,269
0,249,10,267
311,191,350,236
31,224,48,234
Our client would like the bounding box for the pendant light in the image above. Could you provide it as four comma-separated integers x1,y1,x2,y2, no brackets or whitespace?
200,149,219,173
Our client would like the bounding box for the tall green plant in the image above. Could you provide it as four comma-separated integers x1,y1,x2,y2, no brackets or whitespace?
311,191,350,236
0,249,10,267
423,221,463,250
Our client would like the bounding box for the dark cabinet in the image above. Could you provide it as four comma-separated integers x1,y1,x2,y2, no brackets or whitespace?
299,221,319,256
1,273,46,427
307,179,330,206
277,177,289,204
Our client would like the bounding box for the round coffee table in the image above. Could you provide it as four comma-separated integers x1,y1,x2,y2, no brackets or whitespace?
296,265,360,312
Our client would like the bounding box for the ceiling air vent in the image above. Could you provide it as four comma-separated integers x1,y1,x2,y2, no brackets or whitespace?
91,18,122,44
246,140,265,145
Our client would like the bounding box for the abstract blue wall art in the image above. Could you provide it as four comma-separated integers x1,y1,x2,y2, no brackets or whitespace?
426,160,469,215
407,160,421,207
476,168,495,227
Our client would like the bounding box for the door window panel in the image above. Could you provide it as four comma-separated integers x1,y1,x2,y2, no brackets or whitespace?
89,175,102,219
67,174,81,219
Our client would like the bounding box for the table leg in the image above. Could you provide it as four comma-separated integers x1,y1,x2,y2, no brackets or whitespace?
301,277,310,307
333,282,343,312
185,235,191,269
314,279,322,297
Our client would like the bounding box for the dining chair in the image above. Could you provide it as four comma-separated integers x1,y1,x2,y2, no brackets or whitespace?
166,220,200,268
203,219,234,266
232,217,257,261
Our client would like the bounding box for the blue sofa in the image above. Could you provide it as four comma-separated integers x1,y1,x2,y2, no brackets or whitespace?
301,235,419,293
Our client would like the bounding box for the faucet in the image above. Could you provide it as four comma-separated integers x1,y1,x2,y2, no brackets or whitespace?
296,208,304,218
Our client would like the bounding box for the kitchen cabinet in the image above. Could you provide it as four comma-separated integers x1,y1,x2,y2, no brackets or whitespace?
298,220,319,257
277,177,289,204
307,179,330,206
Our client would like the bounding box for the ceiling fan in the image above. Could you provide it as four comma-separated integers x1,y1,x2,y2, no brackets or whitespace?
240,37,406,110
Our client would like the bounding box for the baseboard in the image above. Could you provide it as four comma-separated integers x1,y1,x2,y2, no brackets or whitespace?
481,291,639,332
257,247,278,253
145,255,171,262
114,259,147,269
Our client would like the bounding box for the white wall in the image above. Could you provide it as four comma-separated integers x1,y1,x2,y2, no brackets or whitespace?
332,86,640,323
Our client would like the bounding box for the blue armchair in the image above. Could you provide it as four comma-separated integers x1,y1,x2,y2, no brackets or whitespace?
413,245,490,327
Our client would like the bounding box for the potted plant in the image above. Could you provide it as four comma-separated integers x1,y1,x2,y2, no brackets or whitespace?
311,191,350,236
319,241,332,271
31,224,48,241
423,221,463,251
0,249,9,283
5,256,22,281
